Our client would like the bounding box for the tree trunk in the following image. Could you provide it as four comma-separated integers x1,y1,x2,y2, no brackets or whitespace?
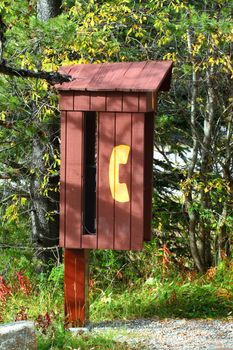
217,204,230,261
185,30,206,272
198,68,215,270
37,0,62,21
29,0,62,268
30,130,60,268
217,112,233,262
185,31,214,273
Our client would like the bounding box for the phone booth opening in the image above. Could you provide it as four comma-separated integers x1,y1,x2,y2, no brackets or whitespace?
57,61,172,252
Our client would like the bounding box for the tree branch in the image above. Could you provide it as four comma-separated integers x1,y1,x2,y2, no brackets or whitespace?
0,120,13,128
0,174,10,180
1,13,72,85
0,61,73,85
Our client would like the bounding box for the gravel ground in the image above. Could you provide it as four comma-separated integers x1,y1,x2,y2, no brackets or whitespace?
90,319,233,349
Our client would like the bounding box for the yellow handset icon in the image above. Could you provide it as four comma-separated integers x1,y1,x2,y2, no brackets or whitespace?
109,145,130,203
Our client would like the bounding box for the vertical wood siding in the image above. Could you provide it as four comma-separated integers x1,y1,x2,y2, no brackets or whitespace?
131,113,145,250
59,111,66,247
97,112,115,249
143,112,155,241
60,93,153,250
65,111,83,248
114,113,132,250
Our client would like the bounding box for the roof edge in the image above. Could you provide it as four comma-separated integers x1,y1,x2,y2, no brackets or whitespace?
158,62,173,92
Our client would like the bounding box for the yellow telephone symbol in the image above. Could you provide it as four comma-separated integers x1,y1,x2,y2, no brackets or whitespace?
109,145,130,203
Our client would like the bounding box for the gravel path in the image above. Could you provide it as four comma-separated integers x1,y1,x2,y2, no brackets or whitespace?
91,319,233,349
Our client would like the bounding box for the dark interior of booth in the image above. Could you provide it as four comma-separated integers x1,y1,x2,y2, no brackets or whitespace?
83,111,97,235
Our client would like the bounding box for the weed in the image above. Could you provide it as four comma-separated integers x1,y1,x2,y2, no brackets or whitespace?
0,247,232,348
0,276,11,302
15,272,32,295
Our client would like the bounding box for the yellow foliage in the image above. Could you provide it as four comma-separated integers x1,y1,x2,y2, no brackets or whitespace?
216,288,231,301
0,112,6,122
205,267,217,281
163,52,176,62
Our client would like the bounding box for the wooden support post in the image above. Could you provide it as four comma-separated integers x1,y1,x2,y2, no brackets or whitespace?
64,249,89,327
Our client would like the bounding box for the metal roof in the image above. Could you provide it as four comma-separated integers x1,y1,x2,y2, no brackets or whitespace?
57,61,173,92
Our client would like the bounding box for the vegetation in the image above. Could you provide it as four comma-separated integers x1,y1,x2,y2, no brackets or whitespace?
0,246,232,348
0,0,232,271
0,0,232,347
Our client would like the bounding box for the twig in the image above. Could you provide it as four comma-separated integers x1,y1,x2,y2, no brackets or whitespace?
0,61,73,85
0,244,60,250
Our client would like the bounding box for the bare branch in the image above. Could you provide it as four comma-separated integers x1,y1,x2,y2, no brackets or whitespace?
0,174,10,180
0,61,73,85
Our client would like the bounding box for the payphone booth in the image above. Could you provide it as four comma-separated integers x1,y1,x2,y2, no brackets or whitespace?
57,61,172,326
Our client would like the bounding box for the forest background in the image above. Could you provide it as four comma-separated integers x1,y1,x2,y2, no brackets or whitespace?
0,0,232,348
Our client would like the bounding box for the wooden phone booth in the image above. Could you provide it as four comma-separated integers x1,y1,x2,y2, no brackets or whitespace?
57,61,173,326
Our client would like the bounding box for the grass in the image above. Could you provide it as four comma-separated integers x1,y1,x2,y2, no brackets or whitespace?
90,275,233,321
0,248,232,349
37,330,135,350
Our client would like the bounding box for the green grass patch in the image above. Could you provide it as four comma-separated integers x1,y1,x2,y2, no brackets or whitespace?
0,248,232,348
90,263,233,321
37,330,134,350
90,274,233,320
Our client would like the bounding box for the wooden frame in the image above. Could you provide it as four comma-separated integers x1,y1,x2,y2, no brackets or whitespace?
60,92,155,251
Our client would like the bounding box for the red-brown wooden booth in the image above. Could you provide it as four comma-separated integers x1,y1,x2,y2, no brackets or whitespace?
57,61,172,326
58,61,172,250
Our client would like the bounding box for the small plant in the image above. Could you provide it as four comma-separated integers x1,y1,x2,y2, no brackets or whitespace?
15,306,28,321
15,272,32,295
0,276,11,302
35,311,55,334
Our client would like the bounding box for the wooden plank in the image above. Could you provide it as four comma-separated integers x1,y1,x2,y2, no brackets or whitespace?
88,63,132,91
106,92,122,112
90,92,106,111
143,112,154,241
69,64,103,90
138,92,156,112
59,92,74,111
72,91,156,113
114,113,131,250
130,113,145,250
65,111,84,248
64,249,89,327
74,92,90,111
118,61,147,91
122,92,139,112
59,111,67,247
132,61,172,91
97,112,115,249
82,235,97,249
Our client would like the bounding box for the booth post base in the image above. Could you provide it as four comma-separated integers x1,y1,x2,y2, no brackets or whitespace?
64,249,89,327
